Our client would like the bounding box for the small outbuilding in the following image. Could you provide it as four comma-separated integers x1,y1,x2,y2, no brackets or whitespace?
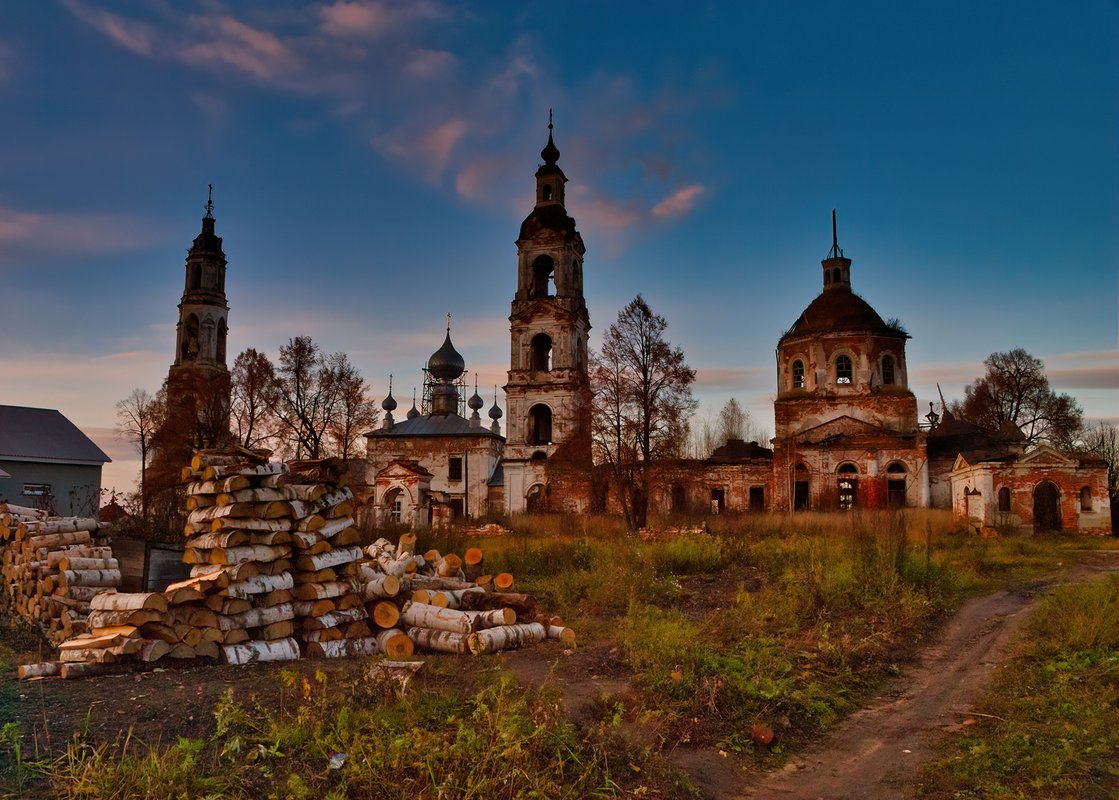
0,405,111,516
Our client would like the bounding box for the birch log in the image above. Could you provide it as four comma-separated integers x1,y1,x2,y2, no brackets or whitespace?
466,623,548,655
408,627,469,654
221,636,300,665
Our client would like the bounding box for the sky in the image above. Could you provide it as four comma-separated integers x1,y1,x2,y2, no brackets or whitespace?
1,1,1116,497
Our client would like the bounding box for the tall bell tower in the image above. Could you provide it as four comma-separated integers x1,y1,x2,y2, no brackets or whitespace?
503,116,592,513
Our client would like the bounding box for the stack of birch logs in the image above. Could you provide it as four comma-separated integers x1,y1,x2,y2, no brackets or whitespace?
0,502,117,645
359,535,576,656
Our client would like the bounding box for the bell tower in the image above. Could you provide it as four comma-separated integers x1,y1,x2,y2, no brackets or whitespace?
170,185,229,377
503,115,592,513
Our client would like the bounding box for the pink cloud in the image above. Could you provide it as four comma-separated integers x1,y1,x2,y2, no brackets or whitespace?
651,184,706,218
319,1,393,36
374,117,468,181
694,367,772,391
0,206,172,259
406,48,456,78
454,153,519,201
61,0,156,55
180,16,295,80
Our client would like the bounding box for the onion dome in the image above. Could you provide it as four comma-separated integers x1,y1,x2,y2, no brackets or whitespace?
489,397,503,421
428,331,465,381
541,128,560,166
468,389,484,411
380,377,398,412
407,389,420,420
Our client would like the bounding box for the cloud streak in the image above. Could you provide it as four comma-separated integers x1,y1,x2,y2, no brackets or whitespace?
0,206,173,261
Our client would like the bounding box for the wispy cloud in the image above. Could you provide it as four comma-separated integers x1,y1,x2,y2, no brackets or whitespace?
651,184,706,218
406,48,456,78
0,206,172,261
319,1,394,37
374,117,468,182
180,16,297,80
61,0,155,55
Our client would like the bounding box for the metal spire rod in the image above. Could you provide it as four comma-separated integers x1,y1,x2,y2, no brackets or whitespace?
205,183,214,218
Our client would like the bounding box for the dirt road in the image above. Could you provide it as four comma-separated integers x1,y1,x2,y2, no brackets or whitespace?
732,551,1119,800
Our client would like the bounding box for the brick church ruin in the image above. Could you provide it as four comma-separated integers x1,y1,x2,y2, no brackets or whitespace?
170,127,1112,535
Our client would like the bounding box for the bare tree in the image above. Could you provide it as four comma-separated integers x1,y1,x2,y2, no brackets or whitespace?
231,348,278,450
1080,421,1119,529
325,352,379,460
953,348,1083,449
591,295,697,528
115,388,163,519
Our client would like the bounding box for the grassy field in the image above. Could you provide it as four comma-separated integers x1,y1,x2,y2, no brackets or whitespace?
2,510,1114,799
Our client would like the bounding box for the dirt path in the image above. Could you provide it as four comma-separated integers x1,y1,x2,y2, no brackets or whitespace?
732,550,1119,800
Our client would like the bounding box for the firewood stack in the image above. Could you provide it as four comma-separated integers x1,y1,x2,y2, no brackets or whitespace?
0,502,117,645
356,537,577,656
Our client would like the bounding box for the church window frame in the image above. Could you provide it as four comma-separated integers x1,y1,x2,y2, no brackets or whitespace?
881,354,896,386
997,486,1011,513
530,332,553,371
791,358,805,389
528,403,553,445
1080,486,1093,512
530,255,555,299
448,457,463,482
835,354,853,385
837,462,858,510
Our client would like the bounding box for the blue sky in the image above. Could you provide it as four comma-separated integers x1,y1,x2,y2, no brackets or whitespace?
1,1,1116,494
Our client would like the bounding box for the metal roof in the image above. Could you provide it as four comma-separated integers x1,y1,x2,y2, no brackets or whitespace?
366,412,505,441
0,405,112,464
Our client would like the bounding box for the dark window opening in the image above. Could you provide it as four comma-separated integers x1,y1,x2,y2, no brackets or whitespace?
887,480,906,509
794,482,810,510
886,461,906,474
526,483,547,513
671,484,686,513
792,359,805,389
882,355,895,385
824,270,831,285
531,255,555,299
530,450,548,461
21,483,51,497
182,315,200,361
542,183,552,201
749,486,765,512
189,263,201,290
1080,486,1092,512
448,499,464,519
838,462,858,474
997,486,1011,512
531,333,553,371
216,319,227,364
838,478,857,510
528,404,552,445
710,488,726,514
835,354,853,385
448,457,463,481
833,268,841,283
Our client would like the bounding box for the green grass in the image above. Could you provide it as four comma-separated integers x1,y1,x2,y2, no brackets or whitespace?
920,575,1119,800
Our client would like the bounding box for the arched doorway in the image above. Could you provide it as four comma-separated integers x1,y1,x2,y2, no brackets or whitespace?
1033,481,1062,531
526,483,547,513
384,487,405,524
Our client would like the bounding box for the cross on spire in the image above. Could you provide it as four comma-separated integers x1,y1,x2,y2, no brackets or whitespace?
204,184,214,219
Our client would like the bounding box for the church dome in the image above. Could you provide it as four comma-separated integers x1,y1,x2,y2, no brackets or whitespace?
489,401,503,420
428,332,466,381
781,286,898,341
381,390,397,412
407,402,420,420
468,389,484,411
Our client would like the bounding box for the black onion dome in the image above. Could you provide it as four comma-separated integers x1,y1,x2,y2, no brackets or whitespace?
488,401,503,420
407,402,420,420
541,130,560,166
381,391,397,412
781,287,899,341
428,332,466,381
468,390,484,411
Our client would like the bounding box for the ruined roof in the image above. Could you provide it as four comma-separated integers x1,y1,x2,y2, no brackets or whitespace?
366,412,504,440
781,286,900,341
0,406,111,465
707,438,773,463
518,204,578,241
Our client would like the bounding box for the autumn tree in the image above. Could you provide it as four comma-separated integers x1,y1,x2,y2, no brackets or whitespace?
230,348,278,450
590,295,697,528
114,388,163,519
268,336,378,460
953,348,1082,449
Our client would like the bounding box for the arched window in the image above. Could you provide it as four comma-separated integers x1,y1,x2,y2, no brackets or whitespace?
837,463,858,510
530,333,553,371
887,462,906,508
216,319,227,364
526,483,547,512
542,184,552,201
1080,486,1092,512
824,270,831,285
833,268,841,283
189,263,201,290
794,463,810,510
531,256,555,299
182,315,200,361
835,354,853,385
997,486,1011,512
528,404,552,445
671,484,687,513
792,359,805,389
882,355,895,386
530,450,548,462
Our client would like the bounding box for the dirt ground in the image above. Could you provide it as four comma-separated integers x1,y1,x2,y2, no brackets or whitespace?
3,550,1117,799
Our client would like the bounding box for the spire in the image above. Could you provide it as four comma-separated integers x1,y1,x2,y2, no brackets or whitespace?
821,208,852,291
204,183,214,219
541,108,560,166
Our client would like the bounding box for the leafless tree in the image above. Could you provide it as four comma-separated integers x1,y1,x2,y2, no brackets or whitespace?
115,387,163,519
1079,421,1119,528
953,348,1083,448
325,352,379,460
591,295,697,528
231,348,278,450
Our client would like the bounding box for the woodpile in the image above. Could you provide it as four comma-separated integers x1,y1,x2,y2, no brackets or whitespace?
13,448,575,679
0,502,117,645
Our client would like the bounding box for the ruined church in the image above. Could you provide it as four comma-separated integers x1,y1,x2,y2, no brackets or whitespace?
167,127,1112,535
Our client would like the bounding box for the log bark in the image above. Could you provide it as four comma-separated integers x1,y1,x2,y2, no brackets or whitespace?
369,600,400,629
546,625,577,646
219,602,294,631
18,661,61,679
294,580,351,600
408,627,469,654
90,592,169,613
224,572,294,598
209,544,291,565
222,636,300,665
376,629,415,659
466,623,547,655
400,601,473,634
307,636,379,659
294,546,362,572
301,606,365,631
362,574,400,600
457,591,537,618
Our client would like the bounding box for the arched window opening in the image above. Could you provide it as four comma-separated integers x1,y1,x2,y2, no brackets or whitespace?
1080,486,1092,512
530,333,553,371
835,354,853,385
833,268,841,283
528,404,552,445
189,263,201,290
997,486,1011,513
530,450,548,462
837,463,858,511
526,483,547,513
216,319,227,364
792,359,805,389
824,271,831,285
882,355,895,386
384,487,404,523
531,256,555,299
542,183,552,201
837,463,858,474
886,462,906,474
182,315,200,361
886,462,906,508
